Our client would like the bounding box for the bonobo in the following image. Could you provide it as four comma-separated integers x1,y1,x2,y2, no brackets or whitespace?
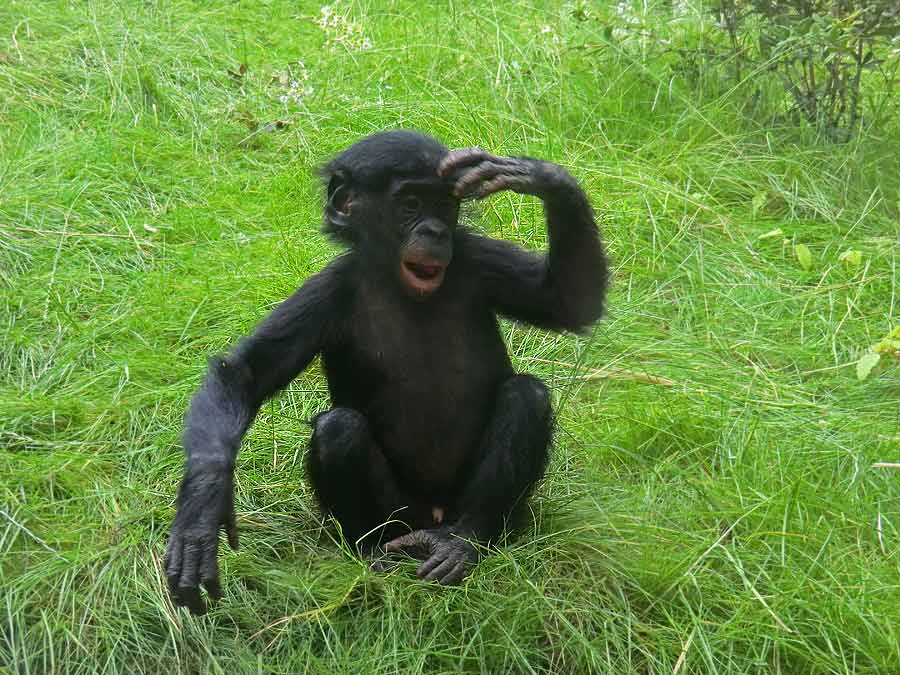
165,130,608,614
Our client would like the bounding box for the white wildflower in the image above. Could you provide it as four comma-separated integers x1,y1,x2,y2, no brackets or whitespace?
314,2,373,52
274,60,315,105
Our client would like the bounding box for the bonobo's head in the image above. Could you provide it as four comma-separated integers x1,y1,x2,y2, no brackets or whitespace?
320,130,460,300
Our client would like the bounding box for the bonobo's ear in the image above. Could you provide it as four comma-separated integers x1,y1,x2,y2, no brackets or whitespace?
325,171,354,232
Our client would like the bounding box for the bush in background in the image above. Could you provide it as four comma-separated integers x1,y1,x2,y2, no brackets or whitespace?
709,0,900,136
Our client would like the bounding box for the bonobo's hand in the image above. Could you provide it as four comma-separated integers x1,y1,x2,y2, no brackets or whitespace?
383,527,477,585
164,463,238,615
438,148,569,201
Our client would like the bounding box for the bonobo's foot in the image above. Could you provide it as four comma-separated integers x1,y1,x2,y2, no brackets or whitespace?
379,528,477,585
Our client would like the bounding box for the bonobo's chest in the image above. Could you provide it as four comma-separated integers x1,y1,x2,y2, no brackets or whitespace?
347,280,500,388
321,274,512,485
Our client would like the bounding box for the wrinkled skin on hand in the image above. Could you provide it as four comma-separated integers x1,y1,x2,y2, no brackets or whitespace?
381,528,478,585
164,464,238,615
438,148,566,202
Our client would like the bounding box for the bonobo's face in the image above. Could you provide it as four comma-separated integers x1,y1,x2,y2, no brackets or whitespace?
390,176,460,299
320,131,462,300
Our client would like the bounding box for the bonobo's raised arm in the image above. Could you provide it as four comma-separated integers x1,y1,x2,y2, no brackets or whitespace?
165,267,339,614
377,150,607,580
439,150,607,332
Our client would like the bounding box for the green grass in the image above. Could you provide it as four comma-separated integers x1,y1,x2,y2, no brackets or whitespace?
2,1,899,673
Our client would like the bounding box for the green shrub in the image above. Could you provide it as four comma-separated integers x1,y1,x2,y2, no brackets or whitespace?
710,0,900,135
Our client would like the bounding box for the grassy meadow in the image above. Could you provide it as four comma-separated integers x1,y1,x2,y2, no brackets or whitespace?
1,0,899,673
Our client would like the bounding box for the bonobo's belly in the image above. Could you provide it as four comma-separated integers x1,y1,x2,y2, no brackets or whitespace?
368,371,495,496
322,300,512,498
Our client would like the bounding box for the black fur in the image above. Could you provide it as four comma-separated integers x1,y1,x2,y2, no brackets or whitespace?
165,130,608,611
321,130,448,192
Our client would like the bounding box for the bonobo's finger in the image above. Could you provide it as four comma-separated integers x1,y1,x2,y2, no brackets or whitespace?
452,161,504,198
164,536,183,594
384,531,431,559
203,578,223,601
415,551,447,579
477,173,533,199
176,541,203,611
225,507,239,550
200,540,222,600
439,560,469,586
422,556,458,582
475,175,511,199
179,540,201,585
177,585,206,616
438,148,493,176
384,531,419,553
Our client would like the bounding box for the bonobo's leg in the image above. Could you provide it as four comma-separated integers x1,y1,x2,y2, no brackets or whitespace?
306,408,432,549
453,374,552,538
384,375,552,584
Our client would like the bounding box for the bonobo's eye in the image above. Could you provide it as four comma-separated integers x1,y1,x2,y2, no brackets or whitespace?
439,197,460,222
399,193,422,216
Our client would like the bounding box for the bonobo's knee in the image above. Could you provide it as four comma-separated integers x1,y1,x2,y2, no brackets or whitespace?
500,375,551,421
310,408,370,466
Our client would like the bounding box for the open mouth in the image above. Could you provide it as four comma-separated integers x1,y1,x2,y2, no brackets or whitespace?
401,256,448,296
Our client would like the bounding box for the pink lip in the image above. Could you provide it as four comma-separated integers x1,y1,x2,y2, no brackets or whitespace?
400,257,447,296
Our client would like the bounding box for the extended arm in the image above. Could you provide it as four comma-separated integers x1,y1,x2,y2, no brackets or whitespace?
440,149,608,332
165,265,343,614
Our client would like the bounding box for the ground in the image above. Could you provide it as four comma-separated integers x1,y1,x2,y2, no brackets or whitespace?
1,1,898,673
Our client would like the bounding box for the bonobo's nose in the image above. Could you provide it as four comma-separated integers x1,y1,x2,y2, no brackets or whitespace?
419,220,449,241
